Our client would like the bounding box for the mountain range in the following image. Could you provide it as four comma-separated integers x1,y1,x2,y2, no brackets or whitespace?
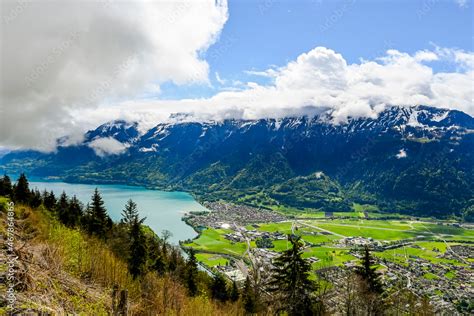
2,105,473,219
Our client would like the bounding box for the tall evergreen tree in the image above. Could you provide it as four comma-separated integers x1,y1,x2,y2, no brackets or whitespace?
229,279,240,302
242,276,257,313
85,188,111,237
356,246,383,294
43,190,57,211
210,273,229,302
121,199,139,226
0,174,13,197
30,188,42,208
66,195,83,228
57,191,69,223
268,235,318,315
184,248,199,297
149,240,166,275
13,173,30,203
128,214,147,279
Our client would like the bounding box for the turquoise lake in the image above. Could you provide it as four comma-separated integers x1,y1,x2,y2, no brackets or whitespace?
29,181,206,244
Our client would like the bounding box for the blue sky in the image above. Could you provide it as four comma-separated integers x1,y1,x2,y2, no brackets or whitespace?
161,0,473,99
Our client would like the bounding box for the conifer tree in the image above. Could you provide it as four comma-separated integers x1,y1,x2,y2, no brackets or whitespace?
185,248,199,297
128,213,147,279
168,247,180,272
43,190,57,211
211,273,229,302
30,188,42,208
0,174,13,197
147,236,166,275
85,188,111,237
230,279,240,302
268,235,318,315
66,195,83,228
242,276,257,313
356,245,383,294
13,173,30,203
152,253,166,275
57,191,69,224
121,199,139,226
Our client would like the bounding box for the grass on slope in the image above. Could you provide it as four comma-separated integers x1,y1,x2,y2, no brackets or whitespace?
0,200,242,315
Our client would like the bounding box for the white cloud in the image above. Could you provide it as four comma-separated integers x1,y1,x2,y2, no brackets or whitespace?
215,72,226,85
88,137,129,157
0,0,228,151
70,46,473,138
396,149,407,159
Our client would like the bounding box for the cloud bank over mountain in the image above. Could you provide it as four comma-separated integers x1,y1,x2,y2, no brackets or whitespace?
0,0,472,152
92,46,473,130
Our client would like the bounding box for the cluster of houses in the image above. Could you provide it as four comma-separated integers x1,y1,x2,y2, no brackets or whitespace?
223,228,287,244
184,201,286,229
214,264,246,282
378,248,473,313
337,236,383,248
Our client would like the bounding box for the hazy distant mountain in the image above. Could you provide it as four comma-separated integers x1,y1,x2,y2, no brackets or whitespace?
2,105,473,218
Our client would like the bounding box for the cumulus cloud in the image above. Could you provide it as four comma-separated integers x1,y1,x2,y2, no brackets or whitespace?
0,0,228,151
88,137,129,157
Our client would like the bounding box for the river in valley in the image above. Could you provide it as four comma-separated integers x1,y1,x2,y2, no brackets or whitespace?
29,181,206,244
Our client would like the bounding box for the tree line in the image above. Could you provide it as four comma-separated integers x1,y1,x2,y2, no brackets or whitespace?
0,173,435,315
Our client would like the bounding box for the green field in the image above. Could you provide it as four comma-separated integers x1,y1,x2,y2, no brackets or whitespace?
302,246,355,268
195,253,229,267
375,241,469,266
183,228,251,257
300,234,341,244
186,219,473,271
300,219,473,241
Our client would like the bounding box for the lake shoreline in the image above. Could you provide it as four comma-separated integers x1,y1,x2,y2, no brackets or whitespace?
28,178,208,245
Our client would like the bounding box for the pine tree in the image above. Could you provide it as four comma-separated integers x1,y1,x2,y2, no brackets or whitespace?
147,236,166,275
121,199,139,226
66,195,83,228
13,173,30,203
168,247,180,272
152,253,166,275
185,248,199,296
30,188,42,208
0,174,13,197
210,273,229,302
355,246,383,294
128,214,147,279
229,279,240,302
242,276,257,313
268,235,318,315
85,188,111,238
57,191,69,224
43,190,57,211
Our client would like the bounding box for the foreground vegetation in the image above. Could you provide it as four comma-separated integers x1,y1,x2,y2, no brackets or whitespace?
0,174,245,314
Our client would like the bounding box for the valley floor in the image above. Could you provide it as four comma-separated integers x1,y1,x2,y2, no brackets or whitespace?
182,202,474,314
